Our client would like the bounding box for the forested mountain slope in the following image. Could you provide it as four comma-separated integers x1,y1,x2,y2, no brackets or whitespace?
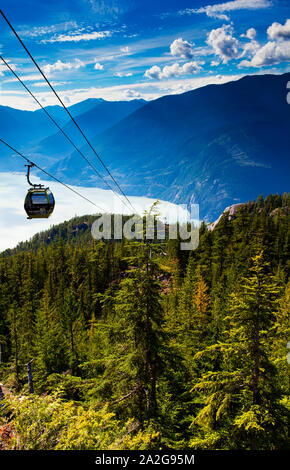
0,193,289,450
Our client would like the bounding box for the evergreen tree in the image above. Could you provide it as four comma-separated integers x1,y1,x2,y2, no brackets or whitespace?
190,251,289,449
99,239,164,426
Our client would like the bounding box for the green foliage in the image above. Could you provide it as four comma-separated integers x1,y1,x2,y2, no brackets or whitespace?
0,194,289,450
189,251,289,449
5,394,158,450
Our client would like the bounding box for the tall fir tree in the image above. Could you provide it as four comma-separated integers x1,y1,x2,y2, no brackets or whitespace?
190,251,289,450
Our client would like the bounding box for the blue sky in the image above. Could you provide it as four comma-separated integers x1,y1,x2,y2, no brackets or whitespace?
0,0,289,109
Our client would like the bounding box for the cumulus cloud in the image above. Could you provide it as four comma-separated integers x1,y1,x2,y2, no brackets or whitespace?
239,40,290,67
241,28,257,40
43,59,85,74
124,89,141,98
144,65,163,80
240,39,260,58
207,25,239,63
94,62,104,70
239,29,260,58
181,62,203,74
180,0,272,21
144,61,203,80
267,19,290,40
42,30,112,43
170,38,195,59
238,19,290,67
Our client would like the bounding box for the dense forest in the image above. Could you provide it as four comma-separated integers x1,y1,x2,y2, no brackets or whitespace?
0,193,289,450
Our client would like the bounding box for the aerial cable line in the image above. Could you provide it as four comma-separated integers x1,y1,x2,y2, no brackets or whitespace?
0,54,133,215
0,137,105,212
0,9,136,215
0,55,107,185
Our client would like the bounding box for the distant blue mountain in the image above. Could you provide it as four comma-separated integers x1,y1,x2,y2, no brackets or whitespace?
0,98,146,170
34,99,146,158
67,98,106,116
0,105,59,149
33,99,105,126
1,74,289,220
56,73,289,220
0,99,104,151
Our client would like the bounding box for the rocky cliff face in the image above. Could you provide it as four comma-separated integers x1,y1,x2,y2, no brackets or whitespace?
209,201,289,230
209,202,250,230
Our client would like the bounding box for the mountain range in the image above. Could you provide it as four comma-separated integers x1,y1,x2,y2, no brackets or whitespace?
0,97,145,166
0,73,289,220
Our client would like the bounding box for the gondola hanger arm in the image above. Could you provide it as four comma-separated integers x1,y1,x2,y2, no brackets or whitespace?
25,163,43,188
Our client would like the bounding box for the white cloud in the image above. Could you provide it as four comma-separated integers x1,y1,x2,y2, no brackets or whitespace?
181,62,203,74
239,40,290,67
19,21,79,38
144,65,163,80
207,25,239,63
180,0,272,21
241,28,257,40
170,38,195,59
239,19,290,67
267,19,290,40
0,64,6,76
32,81,69,87
240,29,260,58
120,46,131,54
94,62,104,70
84,0,122,18
0,60,16,76
1,74,244,110
42,30,112,43
211,60,220,66
145,61,203,80
43,59,85,74
2,74,45,83
240,39,260,58
114,71,133,77
159,63,182,79
124,89,141,98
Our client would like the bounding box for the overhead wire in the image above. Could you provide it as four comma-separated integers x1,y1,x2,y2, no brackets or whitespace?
0,137,105,212
0,54,134,214
0,9,137,215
